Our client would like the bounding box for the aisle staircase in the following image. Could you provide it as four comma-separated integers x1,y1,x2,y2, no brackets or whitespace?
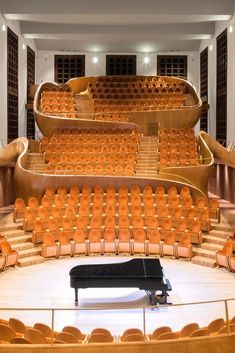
135,136,159,177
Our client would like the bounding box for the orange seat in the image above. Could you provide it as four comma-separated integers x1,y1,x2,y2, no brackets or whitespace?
0,241,18,268
133,229,148,255
149,326,172,340
87,229,103,254
117,229,132,254
175,233,193,259
103,229,117,254
161,231,177,257
216,241,233,269
148,229,162,255
41,233,59,258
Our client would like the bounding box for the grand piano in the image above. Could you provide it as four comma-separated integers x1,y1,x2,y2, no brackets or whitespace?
69,258,172,306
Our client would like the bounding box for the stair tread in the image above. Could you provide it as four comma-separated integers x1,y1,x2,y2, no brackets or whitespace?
17,255,45,267
12,242,34,250
201,243,223,251
1,229,24,237
191,256,217,267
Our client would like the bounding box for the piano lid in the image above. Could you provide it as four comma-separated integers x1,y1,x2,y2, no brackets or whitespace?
69,259,163,278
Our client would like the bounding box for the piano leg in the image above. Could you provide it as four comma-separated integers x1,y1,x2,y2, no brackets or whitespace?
150,291,157,305
75,288,78,306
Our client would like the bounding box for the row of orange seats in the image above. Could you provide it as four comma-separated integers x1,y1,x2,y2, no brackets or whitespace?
94,113,129,122
1,317,233,344
43,163,135,176
158,154,199,167
31,217,202,245
41,229,193,259
46,152,137,164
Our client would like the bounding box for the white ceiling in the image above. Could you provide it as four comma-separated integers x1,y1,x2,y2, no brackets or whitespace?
1,0,235,52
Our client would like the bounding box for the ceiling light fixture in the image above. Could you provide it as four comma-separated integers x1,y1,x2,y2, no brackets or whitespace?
92,56,98,64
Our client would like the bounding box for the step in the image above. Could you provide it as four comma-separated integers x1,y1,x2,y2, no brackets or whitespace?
1,229,25,238
201,242,223,252
17,246,42,259
12,242,34,251
8,234,32,245
191,256,217,268
192,247,216,260
17,255,46,267
0,221,23,232
209,229,232,239
211,222,234,232
202,234,227,245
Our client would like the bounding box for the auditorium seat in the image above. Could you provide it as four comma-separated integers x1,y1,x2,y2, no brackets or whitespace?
121,333,145,342
88,333,113,343
56,332,78,343
228,254,235,272
132,229,148,255
209,199,220,221
175,233,193,260
34,323,54,339
148,229,162,255
11,337,32,344
149,326,172,340
161,232,177,257
57,232,73,257
117,229,132,254
157,332,178,340
207,318,225,334
62,326,86,341
72,229,88,255
13,198,26,222
0,254,5,272
87,229,103,254
178,323,199,337
41,233,59,258
0,324,16,343
103,229,117,254
0,241,18,268
216,241,233,269
190,328,209,337
9,318,26,336
24,328,49,344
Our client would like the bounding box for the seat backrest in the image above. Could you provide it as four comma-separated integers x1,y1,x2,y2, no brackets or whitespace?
179,233,191,246
179,323,199,337
157,332,178,340
43,233,55,246
122,333,145,342
28,197,39,208
9,318,26,334
24,328,48,344
165,232,176,244
15,198,25,209
0,324,16,342
133,229,146,241
151,326,172,339
88,333,113,343
1,241,13,255
56,332,77,343
190,328,209,337
221,242,233,255
62,326,85,340
208,318,225,333
11,337,32,344
34,323,53,338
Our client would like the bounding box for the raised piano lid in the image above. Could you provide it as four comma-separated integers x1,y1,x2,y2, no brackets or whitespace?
69,258,163,278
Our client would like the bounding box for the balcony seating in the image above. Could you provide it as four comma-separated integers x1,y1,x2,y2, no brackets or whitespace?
178,323,199,338
149,326,172,340
0,324,16,343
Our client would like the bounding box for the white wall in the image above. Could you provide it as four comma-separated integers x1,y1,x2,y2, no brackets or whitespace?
0,13,37,146
199,14,235,142
36,50,199,88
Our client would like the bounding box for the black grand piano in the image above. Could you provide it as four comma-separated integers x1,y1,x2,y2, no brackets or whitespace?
69,259,172,306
